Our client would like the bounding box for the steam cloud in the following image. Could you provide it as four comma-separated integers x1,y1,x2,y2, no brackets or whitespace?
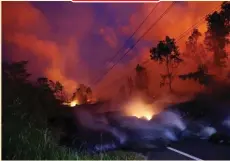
73,97,229,154
3,2,227,99
74,107,190,153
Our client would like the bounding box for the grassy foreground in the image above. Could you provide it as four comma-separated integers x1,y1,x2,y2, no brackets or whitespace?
2,103,145,160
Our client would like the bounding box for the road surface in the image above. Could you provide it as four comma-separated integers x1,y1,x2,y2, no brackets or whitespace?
147,140,230,160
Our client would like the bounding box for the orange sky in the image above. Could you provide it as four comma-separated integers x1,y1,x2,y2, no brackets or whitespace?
2,2,229,99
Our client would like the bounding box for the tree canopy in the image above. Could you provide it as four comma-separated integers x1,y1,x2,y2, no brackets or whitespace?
185,29,207,64
179,64,214,86
135,64,149,91
205,2,230,67
150,36,183,91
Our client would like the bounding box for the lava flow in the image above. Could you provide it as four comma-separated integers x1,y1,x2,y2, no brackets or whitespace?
63,99,80,107
123,98,156,120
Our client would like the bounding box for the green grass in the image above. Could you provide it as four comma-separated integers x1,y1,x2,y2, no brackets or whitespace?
3,103,145,160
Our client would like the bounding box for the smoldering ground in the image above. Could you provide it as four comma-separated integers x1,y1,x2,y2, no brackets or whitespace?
69,101,228,155
54,82,230,157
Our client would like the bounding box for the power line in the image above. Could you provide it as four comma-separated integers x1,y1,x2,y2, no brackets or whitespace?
93,2,175,86
176,5,220,43
94,3,159,84
142,4,221,67
98,5,221,89
105,3,159,63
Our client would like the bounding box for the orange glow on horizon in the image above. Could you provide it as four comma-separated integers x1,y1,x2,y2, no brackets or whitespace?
70,100,79,107
3,2,228,100
63,99,80,107
124,98,156,120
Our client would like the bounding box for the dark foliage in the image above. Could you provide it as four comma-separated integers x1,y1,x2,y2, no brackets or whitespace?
150,36,183,91
72,84,93,104
178,64,214,86
135,64,149,91
205,2,230,67
185,29,207,64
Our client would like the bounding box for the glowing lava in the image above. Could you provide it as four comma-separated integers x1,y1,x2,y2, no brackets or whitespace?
139,113,153,121
124,98,155,120
70,100,79,107
63,100,79,107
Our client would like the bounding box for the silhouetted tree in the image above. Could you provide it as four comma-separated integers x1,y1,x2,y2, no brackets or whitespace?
53,81,66,102
204,2,230,68
3,61,32,106
37,77,50,91
179,64,214,86
86,87,93,102
37,77,66,101
127,76,134,95
185,29,207,64
3,61,31,83
37,77,48,84
36,77,60,114
150,36,183,92
54,81,63,92
135,64,149,92
72,84,93,104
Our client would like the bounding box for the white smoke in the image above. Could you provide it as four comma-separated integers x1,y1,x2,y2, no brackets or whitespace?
73,104,229,154
152,110,186,131
200,126,217,139
223,116,230,129
74,108,186,147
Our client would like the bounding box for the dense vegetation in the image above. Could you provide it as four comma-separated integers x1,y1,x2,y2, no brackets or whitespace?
2,61,145,159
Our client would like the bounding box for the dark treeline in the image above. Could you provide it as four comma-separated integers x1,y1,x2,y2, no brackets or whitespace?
2,60,93,159
119,2,229,97
150,2,230,90
2,59,143,160
3,61,66,120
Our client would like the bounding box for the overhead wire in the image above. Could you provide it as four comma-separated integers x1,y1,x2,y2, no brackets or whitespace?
93,3,159,85
97,4,221,90
142,4,221,67
105,3,159,62
175,5,220,43
93,2,175,86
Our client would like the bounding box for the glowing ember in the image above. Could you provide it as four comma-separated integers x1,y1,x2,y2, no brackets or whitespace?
124,98,155,120
139,114,153,121
70,100,79,107
63,100,79,107
87,97,98,104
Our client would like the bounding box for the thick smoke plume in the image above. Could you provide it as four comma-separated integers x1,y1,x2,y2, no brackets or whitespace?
3,2,229,99
94,1,230,100
74,107,184,150
72,88,230,153
72,95,199,151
